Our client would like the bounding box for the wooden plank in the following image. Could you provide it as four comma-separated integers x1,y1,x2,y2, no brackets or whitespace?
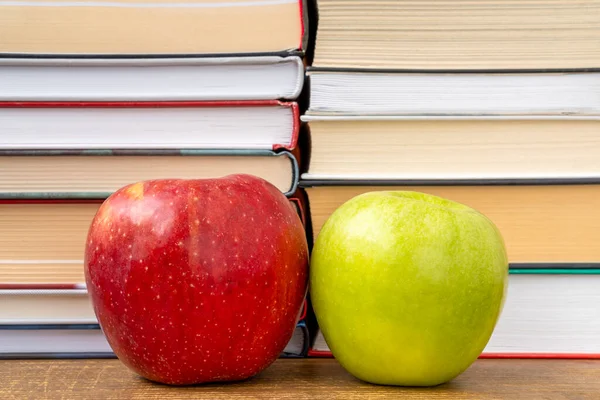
1,358,599,399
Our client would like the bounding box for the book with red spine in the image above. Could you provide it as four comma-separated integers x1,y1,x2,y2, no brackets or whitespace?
0,100,300,151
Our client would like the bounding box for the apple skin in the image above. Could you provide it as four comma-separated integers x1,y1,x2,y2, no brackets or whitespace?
84,174,308,385
310,191,508,386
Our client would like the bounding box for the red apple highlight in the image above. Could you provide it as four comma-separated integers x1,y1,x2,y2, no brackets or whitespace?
84,174,309,385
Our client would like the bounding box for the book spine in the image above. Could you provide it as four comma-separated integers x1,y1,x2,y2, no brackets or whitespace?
280,150,300,197
298,0,308,51
289,197,306,227
289,57,305,100
280,322,310,358
274,103,300,151
299,299,307,322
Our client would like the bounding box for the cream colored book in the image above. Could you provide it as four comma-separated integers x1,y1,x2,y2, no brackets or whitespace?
0,193,304,283
313,0,600,70
0,288,96,324
0,202,101,283
0,150,298,199
302,116,600,181
0,0,306,55
305,184,600,263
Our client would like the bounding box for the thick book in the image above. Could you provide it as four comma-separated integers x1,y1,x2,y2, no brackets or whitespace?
0,195,305,284
0,57,304,101
482,270,600,358
309,270,600,359
0,322,310,359
280,321,310,358
306,71,600,116
281,299,310,358
301,116,600,181
312,0,600,70
0,286,94,324
0,0,308,56
0,101,300,151
0,324,114,358
0,149,299,200
303,182,600,264
0,292,310,358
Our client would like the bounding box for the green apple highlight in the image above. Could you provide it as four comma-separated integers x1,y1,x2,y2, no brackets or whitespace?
310,191,508,386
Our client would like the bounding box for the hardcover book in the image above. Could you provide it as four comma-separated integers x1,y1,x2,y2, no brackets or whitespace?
306,71,600,116
0,289,311,358
301,116,600,181
0,322,311,359
0,101,300,151
0,149,299,200
311,0,600,70
309,270,600,359
0,193,305,284
0,0,308,56
0,57,305,101
0,286,94,324
303,182,600,265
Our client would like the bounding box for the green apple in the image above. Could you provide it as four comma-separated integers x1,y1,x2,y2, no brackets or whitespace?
310,191,508,386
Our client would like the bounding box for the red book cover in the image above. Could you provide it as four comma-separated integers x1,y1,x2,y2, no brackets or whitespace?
307,348,333,358
298,0,308,51
0,100,300,151
298,299,307,322
288,189,308,228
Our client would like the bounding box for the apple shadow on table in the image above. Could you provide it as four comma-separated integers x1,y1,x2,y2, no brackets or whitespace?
301,359,462,392
134,369,264,388
136,374,260,388
343,371,459,391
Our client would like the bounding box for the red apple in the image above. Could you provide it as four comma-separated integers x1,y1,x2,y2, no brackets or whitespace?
84,174,308,385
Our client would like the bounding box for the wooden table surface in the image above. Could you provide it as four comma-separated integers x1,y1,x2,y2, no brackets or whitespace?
1,358,599,399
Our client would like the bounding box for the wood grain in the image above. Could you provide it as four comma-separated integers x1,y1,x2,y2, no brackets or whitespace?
1,358,599,399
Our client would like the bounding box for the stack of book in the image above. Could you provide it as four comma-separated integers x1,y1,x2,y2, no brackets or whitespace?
303,0,600,358
0,0,311,358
